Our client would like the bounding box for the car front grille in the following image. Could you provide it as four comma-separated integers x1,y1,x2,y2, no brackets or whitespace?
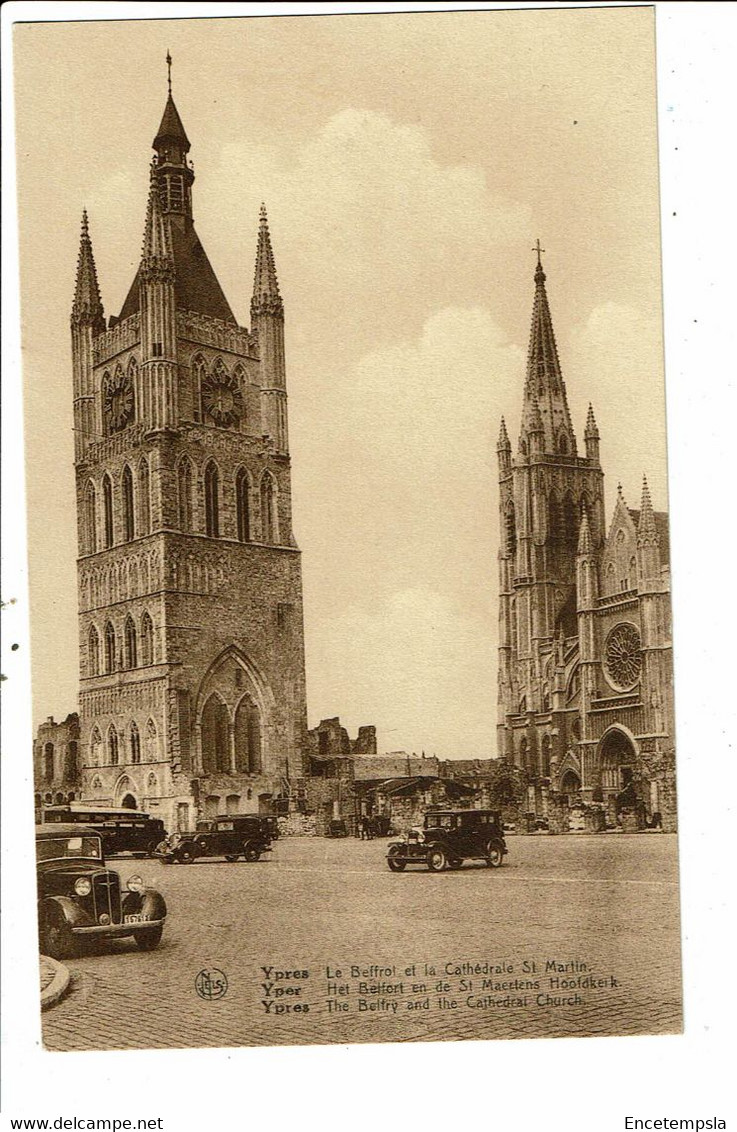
93,872,122,924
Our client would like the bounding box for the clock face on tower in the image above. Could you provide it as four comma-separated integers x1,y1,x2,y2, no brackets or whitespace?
202,367,244,427
103,369,135,433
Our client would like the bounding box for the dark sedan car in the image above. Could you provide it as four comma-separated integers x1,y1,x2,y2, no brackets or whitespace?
37,823,167,959
386,809,508,872
157,814,273,864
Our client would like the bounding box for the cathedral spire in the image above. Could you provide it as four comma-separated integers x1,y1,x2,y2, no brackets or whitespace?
520,244,577,456
251,204,283,320
637,476,659,543
71,209,105,331
584,403,600,463
577,505,593,555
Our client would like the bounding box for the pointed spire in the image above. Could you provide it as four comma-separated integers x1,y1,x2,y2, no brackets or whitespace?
153,81,190,154
577,505,592,555
638,475,659,543
71,209,105,331
519,244,577,455
251,204,283,319
584,403,599,439
140,166,174,278
497,417,511,451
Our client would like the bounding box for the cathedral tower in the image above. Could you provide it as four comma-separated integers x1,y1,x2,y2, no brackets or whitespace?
72,66,308,831
497,247,675,831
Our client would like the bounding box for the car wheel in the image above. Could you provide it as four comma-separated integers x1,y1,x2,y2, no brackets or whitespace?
243,842,261,862
387,845,406,872
448,858,463,870
178,847,195,864
485,840,504,868
224,854,239,863
427,847,447,872
42,906,75,960
134,924,164,951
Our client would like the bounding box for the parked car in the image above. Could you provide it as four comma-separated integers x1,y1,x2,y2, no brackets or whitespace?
386,809,508,872
42,805,167,857
36,823,166,959
157,814,273,864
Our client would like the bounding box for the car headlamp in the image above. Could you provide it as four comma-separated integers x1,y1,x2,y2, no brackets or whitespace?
126,875,144,893
74,877,92,896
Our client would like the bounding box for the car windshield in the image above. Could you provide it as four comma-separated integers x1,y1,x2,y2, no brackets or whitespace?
37,836,102,863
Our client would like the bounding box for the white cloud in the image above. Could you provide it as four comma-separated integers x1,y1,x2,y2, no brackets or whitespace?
299,306,525,757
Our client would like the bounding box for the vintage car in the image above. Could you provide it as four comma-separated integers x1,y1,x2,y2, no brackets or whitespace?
37,823,167,959
157,814,273,864
386,809,508,872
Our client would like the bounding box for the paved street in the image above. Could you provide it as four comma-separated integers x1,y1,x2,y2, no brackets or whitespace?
43,833,682,1050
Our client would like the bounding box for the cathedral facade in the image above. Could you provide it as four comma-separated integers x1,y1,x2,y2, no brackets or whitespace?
497,253,676,831
70,80,308,833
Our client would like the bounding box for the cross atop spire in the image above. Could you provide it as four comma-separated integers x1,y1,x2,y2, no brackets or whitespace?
251,204,283,320
166,50,172,94
71,208,105,331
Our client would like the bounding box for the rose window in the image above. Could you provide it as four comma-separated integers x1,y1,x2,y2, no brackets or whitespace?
604,623,642,691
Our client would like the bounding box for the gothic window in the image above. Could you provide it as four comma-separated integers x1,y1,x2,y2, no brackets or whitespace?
541,735,552,777
547,492,560,544
563,492,578,549
236,468,251,542
65,741,78,783
519,438,527,456
124,616,137,669
140,612,154,666
606,562,616,594
204,461,220,538
139,458,151,536
85,481,97,554
234,696,262,774
505,501,517,557
519,696,527,714
44,742,54,781
260,471,277,543
201,694,230,774
192,356,206,423
542,686,551,712
102,474,114,548
519,737,529,773
178,458,193,532
130,721,141,765
629,556,637,589
122,465,135,542
88,624,100,675
567,667,581,703
104,621,116,673
148,772,159,793
558,432,569,455
90,726,102,768
108,725,119,766
145,718,159,762
510,599,518,652
604,623,642,691
233,365,247,429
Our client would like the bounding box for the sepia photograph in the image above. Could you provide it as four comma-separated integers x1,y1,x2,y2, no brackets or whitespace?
8,4,687,1057
8,4,688,1055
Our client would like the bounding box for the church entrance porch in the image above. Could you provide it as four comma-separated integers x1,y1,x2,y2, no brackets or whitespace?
598,728,646,829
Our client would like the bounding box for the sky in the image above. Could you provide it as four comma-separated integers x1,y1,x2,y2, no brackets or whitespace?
12,7,668,757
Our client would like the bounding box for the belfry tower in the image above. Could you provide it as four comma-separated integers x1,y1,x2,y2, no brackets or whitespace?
71,63,308,831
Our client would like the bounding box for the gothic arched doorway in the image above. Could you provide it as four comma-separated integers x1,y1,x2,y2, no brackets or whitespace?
201,694,230,774
560,770,581,802
121,793,137,810
600,728,637,792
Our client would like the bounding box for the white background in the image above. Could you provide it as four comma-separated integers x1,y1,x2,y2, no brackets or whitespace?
2,3,736,1130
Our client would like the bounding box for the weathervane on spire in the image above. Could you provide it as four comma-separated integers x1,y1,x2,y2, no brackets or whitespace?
166,50,172,94
532,238,545,265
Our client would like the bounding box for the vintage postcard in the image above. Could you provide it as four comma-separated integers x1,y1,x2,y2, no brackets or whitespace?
11,5,682,1054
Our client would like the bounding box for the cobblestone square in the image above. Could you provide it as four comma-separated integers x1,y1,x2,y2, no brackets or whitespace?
43,832,682,1051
